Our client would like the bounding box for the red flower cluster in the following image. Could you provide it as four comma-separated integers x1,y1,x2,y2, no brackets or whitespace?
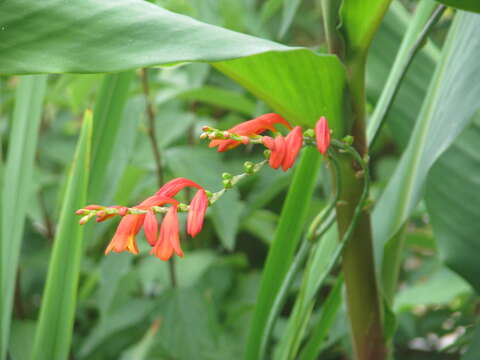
209,113,292,152
81,178,208,261
208,114,331,170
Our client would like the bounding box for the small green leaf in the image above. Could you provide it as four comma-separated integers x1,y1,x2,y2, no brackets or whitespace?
30,110,92,360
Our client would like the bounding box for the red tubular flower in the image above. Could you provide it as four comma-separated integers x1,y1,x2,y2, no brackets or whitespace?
282,126,303,171
155,177,202,198
105,214,143,255
151,205,182,261
187,189,208,237
104,195,177,255
262,126,303,171
144,211,158,246
315,117,331,155
209,113,292,152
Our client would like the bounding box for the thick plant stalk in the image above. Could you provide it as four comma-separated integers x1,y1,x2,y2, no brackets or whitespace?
338,56,386,360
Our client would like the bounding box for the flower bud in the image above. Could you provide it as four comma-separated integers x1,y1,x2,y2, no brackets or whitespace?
244,161,255,174
222,172,233,180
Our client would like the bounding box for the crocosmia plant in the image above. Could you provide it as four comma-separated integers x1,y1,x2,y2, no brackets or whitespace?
1,1,480,360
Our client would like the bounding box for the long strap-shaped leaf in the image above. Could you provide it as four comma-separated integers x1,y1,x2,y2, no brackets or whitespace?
0,75,47,360
244,147,321,360
30,111,92,360
373,11,480,281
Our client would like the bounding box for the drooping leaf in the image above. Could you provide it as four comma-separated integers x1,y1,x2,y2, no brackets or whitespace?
0,75,47,360
425,115,480,291
373,12,480,272
0,0,289,75
30,110,92,360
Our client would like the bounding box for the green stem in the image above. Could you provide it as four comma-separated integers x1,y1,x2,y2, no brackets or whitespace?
339,56,387,360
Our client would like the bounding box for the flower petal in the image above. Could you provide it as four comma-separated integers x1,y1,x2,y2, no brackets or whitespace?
144,211,158,246
187,189,208,237
282,126,303,171
315,117,331,155
269,136,287,169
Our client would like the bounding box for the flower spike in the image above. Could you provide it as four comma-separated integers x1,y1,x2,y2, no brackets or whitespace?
315,117,331,155
209,113,292,152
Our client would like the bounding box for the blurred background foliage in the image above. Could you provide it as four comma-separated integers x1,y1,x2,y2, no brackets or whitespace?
0,1,478,359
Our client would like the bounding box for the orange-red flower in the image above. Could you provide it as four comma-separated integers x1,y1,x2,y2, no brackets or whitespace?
187,189,208,237
102,177,209,261
151,205,183,261
209,113,292,152
262,126,303,171
104,195,177,255
315,117,331,155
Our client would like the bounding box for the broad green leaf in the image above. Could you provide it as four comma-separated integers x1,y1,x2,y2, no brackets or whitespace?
373,12,480,272
0,1,346,131
179,86,256,116
0,0,289,75
215,50,346,129
340,0,393,58
30,111,92,360
437,0,480,13
0,75,47,360
245,147,321,360
425,115,480,291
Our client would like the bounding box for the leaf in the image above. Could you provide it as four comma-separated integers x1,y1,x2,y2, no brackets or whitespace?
89,72,135,204
436,0,480,13
245,147,321,360
0,2,346,131
278,0,302,39
147,287,220,360
215,50,346,129
394,267,472,312
179,86,256,116
299,277,343,360
366,0,438,145
425,115,480,291
30,110,92,360
0,75,47,360
340,0,393,58
275,227,339,360
9,321,36,360
0,0,289,75
372,12,480,273
367,0,440,149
